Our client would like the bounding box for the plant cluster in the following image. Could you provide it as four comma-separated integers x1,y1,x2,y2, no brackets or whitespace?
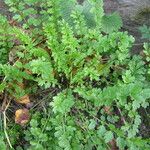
0,0,150,149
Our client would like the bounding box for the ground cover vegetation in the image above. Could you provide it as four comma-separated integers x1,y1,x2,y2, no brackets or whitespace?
0,0,150,149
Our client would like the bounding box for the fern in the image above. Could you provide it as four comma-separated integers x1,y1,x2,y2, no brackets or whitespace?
101,12,123,33
0,135,6,150
74,0,122,33
0,15,13,64
0,0,150,150
50,89,75,114
60,0,77,25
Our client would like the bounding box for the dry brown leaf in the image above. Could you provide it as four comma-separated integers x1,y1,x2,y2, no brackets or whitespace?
15,108,30,126
9,19,19,27
16,94,30,104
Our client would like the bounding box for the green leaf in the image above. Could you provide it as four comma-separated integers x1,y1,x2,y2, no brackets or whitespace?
104,131,114,143
122,70,135,83
97,125,107,137
88,119,97,130
139,25,150,40
0,137,6,150
0,83,6,92
101,12,122,33
116,137,126,150
50,90,75,114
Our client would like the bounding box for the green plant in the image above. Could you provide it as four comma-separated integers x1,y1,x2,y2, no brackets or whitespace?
139,25,150,75
0,135,6,150
0,15,14,64
0,0,150,149
139,25,150,41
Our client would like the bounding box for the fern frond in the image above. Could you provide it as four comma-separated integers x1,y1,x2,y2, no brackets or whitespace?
101,12,123,33
60,0,77,25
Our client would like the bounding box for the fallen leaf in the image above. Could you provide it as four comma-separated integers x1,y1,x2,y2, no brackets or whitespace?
9,19,19,26
15,109,30,126
16,94,30,104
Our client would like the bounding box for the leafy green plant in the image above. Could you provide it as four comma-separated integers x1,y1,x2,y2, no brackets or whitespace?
0,15,14,64
0,135,6,150
139,25,150,40
139,25,150,75
0,0,150,149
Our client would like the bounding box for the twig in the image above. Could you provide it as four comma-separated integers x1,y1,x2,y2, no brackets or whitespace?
31,89,56,110
3,98,12,149
3,111,12,149
117,107,126,124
